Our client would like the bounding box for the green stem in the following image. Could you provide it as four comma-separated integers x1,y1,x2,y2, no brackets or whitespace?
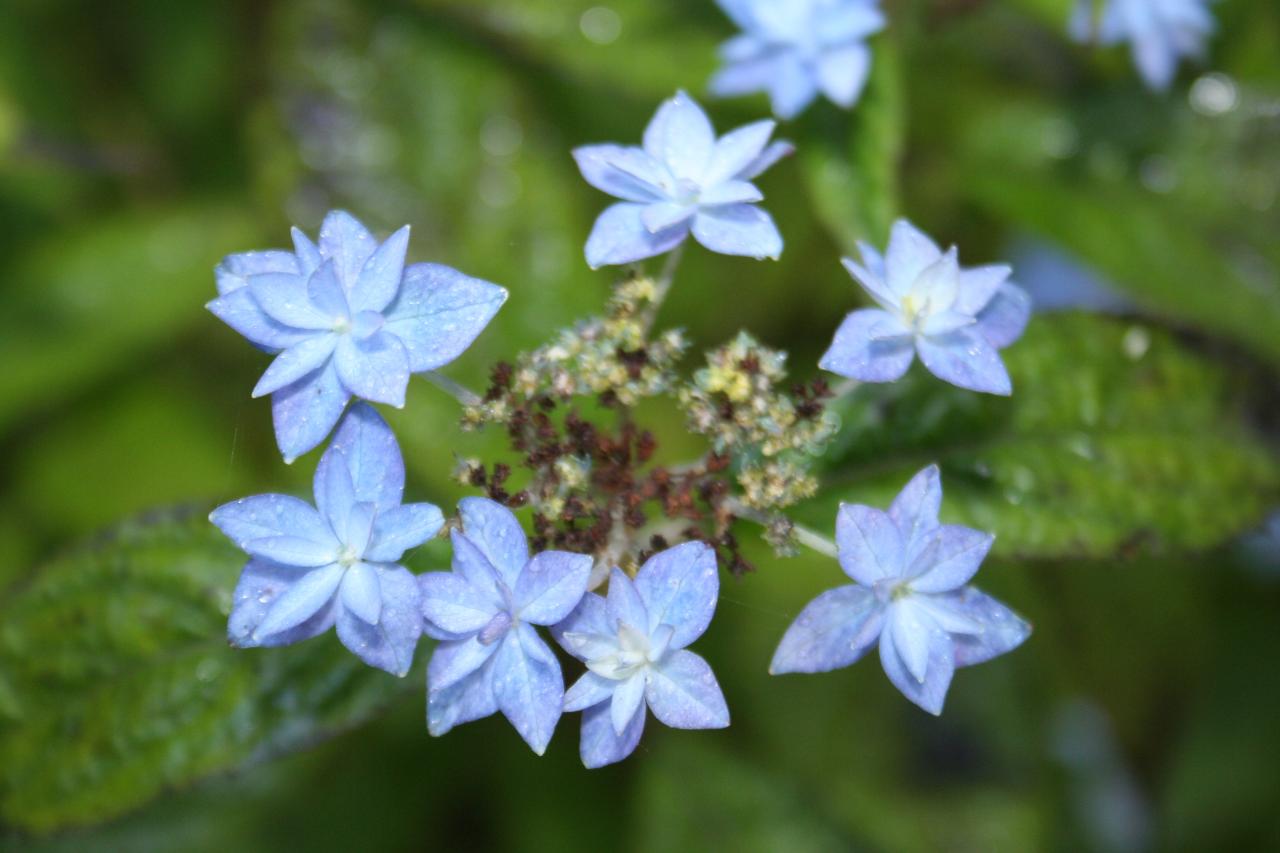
727,499,839,560
423,371,483,407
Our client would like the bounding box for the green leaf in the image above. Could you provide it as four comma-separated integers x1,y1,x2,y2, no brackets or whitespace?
0,512,409,834
813,313,1280,559
960,99,1280,366
0,205,256,432
799,36,904,251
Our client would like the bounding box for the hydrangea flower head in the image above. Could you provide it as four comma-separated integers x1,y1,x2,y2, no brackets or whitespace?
552,542,729,768
819,218,1030,396
1070,0,1215,90
210,404,443,676
710,0,886,119
208,210,507,462
574,91,792,268
419,498,592,754
770,466,1031,714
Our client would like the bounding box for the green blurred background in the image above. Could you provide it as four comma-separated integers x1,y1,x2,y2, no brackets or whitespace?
2,0,1279,850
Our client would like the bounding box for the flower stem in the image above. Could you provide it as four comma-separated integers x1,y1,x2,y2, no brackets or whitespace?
727,499,839,560
830,377,861,399
641,243,685,333
423,371,483,407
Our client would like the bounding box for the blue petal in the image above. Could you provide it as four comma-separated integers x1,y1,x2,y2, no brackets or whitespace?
709,53,777,102
365,503,445,562
383,262,507,373
885,219,944,295
698,180,764,207
254,563,345,641
428,635,500,693
909,525,994,593
634,541,719,650
563,671,616,712
820,3,886,42
271,361,351,464
737,139,794,180
306,258,350,321
207,289,308,352
955,264,1011,315
313,441,358,536
943,587,1033,668
585,202,689,269
319,210,377,292
324,403,406,510
642,91,715,182
878,612,955,715
418,570,498,638
334,331,410,407
339,561,382,625
644,649,730,729
605,568,648,634
449,529,506,608
215,249,298,295
975,282,1031,349
227,559,339,648
769,585,883,674
573,145,666,203
249,269,330,330
243,535,339,568
841,257,899,312
579,699,646,769
611,672,646,736
888,464,943,564
515,551,592,626
815,43,871,108
210,494,334,551
818,309,915,383
703,119,774,186
291,227,323,276
252,333,337,398
690,204,782,260
641,201,696,233
492,624,564,755
427,654,499,737
768,52,820,120
551,592,611,659
836,503,906,585
916,327,1013,396
336,565,423,676
352,225,410,314
458,497,528,586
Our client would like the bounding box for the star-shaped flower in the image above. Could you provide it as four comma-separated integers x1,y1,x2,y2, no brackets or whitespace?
419,498,592,755
770,466,1031,714
710,0,886,120
1070,0,1215,91
210,404,443,676
574,91,791,268
551,542,729,768
819,218,1030,396
208,210,507,462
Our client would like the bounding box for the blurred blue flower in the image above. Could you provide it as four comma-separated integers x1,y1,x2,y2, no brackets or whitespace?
770,465,1031,715
420,498,592,755
1069,0,1215,90
208,210,507,462
574,91,791,268
819,218,1030,395
211,404,443,676
552,542,728,768
710,0,886,119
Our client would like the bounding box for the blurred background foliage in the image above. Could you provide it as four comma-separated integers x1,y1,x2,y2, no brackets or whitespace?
1,0,1278,849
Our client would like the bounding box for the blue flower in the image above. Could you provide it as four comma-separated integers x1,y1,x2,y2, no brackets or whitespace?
208,210,507,462
551,542,729,768
419,498,592,755
1070,0,1215,91
574,91,791,268
770,466,1031,715
819,218,1030,396
710,0,886,120
210,404,443,676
